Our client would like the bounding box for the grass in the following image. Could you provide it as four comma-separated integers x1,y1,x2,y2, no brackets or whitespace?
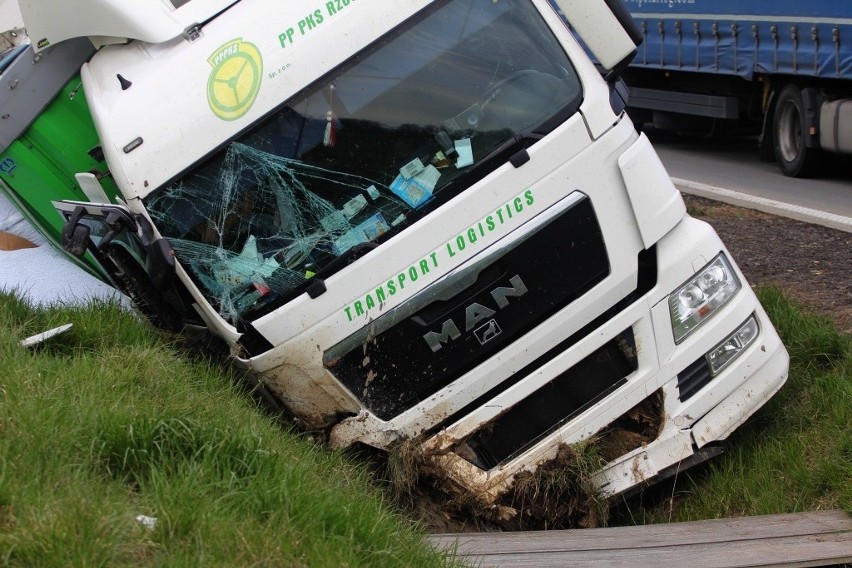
613,285,851,524
0,293,453,567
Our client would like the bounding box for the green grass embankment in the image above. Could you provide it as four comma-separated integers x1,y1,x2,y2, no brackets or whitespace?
0,293,452,567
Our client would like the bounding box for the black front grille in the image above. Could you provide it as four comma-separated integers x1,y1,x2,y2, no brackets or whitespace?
677,356,712,402
325,195,609,420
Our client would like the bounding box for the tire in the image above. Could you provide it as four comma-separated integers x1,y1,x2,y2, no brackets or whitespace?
105,244,183,332
773,85,821,177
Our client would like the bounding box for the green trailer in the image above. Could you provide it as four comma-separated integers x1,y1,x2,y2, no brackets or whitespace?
0,38,119,277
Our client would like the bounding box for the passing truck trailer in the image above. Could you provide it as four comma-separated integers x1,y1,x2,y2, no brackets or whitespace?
0,0,789,514
617,0,852,177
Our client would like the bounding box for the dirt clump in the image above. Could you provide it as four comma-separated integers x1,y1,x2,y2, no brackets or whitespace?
595,390,665,463
498,443,609,531
380,437,615,533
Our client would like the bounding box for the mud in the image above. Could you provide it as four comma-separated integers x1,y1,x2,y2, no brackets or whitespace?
595,389,665,463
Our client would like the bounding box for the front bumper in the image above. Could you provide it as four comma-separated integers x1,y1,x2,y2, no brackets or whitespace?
594,334,788,497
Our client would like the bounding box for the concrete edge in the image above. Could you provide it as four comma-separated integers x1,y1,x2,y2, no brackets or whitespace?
672,177,852,234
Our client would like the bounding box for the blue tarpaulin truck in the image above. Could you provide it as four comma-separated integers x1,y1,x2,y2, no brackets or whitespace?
618,0,852,177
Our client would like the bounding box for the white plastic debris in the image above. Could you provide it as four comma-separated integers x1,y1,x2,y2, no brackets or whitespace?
19,323,73,348
135,515,158,530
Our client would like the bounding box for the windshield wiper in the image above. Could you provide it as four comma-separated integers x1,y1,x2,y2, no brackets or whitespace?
426,131,544,211
463,131,544,177
304,242,379,299
486,131,544,164
442,131,543,191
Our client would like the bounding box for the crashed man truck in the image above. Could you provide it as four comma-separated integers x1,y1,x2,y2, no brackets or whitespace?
0,0,789,512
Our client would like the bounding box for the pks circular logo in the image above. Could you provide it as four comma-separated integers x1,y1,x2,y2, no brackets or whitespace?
207,39,263,121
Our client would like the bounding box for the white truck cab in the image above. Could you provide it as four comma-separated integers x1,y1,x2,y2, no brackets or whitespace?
19,0,788,510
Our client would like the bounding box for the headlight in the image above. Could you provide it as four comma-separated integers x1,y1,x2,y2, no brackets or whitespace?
669,253,741,343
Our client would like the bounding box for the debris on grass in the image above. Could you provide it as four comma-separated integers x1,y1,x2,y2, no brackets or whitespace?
19,323,73,348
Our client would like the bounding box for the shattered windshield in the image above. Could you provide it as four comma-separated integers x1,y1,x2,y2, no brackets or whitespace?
145,0,582,325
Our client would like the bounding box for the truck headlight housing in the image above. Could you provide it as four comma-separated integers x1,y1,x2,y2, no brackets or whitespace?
669,253,741,343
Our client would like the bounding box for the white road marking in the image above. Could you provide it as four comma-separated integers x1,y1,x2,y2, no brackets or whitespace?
673,177,852,234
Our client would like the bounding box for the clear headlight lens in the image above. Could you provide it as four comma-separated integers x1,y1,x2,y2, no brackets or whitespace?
669,253,741,343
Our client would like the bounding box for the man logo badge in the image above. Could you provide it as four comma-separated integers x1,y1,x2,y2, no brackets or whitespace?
423,274,527,353
474,319,502,345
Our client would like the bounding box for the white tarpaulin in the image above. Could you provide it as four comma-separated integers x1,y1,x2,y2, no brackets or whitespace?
0,191,123,306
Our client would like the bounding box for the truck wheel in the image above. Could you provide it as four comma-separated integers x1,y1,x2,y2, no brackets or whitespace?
105,244,183,332
773,85,820,177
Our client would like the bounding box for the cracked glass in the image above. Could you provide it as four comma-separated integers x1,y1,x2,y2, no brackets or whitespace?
145,0,582,325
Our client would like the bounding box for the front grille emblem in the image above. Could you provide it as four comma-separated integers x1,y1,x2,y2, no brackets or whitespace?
474,319,502,346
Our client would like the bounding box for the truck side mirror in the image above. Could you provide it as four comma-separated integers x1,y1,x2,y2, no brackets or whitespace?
60,205,90,257
552,0,643,79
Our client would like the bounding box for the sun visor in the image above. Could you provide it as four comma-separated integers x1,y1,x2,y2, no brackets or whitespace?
551,0,642,76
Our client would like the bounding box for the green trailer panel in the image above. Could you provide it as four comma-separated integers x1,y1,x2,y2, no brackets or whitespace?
0,78,119,275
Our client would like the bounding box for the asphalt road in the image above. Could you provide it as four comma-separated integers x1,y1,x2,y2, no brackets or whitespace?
646,129,852,232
